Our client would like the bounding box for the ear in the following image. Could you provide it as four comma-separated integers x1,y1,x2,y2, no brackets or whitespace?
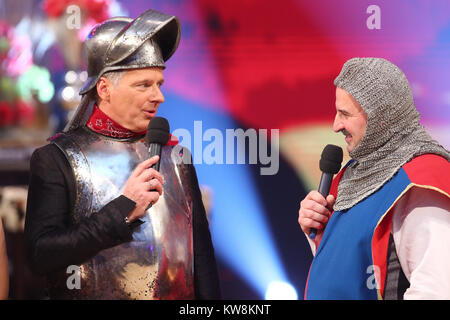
96,77,111,103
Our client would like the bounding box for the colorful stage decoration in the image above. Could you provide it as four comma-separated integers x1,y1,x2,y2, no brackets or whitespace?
0,21,54,130
41,0,125,125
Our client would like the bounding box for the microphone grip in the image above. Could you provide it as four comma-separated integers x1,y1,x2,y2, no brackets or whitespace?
309,173,333,240
147,143,162,210
317,173,333,198
148,143,162,171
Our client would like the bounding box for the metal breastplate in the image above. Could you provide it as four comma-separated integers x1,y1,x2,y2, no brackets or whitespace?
49,127,194,299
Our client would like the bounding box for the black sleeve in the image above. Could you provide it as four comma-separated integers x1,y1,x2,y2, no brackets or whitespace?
190,164,222,299
24,144,140,276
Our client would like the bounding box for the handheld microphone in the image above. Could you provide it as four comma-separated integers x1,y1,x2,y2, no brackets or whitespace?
145,117,170,209
309,144,343,240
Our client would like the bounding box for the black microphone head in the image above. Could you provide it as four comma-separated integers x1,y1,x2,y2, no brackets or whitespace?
146,117,170,145
319,144,343,174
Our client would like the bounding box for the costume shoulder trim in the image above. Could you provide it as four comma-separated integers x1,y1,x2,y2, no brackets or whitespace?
403,154,450,196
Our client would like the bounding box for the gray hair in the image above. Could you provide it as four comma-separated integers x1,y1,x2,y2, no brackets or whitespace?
103,71,125,86
92,70,125,103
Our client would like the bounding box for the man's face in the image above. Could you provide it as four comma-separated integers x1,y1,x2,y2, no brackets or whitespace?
333,87,368,153
99,67,165,133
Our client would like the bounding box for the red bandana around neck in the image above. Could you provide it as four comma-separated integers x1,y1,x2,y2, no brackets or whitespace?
86,104,145,138
85,104,179,145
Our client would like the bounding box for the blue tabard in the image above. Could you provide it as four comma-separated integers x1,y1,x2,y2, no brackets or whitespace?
305,167,412,300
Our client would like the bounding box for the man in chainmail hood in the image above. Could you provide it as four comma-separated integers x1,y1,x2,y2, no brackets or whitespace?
299,57,450,299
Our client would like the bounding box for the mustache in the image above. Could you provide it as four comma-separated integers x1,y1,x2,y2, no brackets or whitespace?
341,129,351,137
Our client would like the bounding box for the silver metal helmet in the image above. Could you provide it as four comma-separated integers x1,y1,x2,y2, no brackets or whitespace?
64,8,181,132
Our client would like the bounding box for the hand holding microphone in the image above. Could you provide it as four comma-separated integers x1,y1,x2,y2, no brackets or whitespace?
123,117,170,222
298,145,343,240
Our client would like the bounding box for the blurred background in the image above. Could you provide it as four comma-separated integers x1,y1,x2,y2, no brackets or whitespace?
0,0,449,300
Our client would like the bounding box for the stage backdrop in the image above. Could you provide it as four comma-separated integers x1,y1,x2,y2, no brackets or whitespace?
0,0,449,299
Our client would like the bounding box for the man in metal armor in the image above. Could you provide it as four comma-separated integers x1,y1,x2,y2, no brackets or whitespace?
24,8,221,300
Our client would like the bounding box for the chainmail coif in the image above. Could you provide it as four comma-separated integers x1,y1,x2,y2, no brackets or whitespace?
333,57,449,211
